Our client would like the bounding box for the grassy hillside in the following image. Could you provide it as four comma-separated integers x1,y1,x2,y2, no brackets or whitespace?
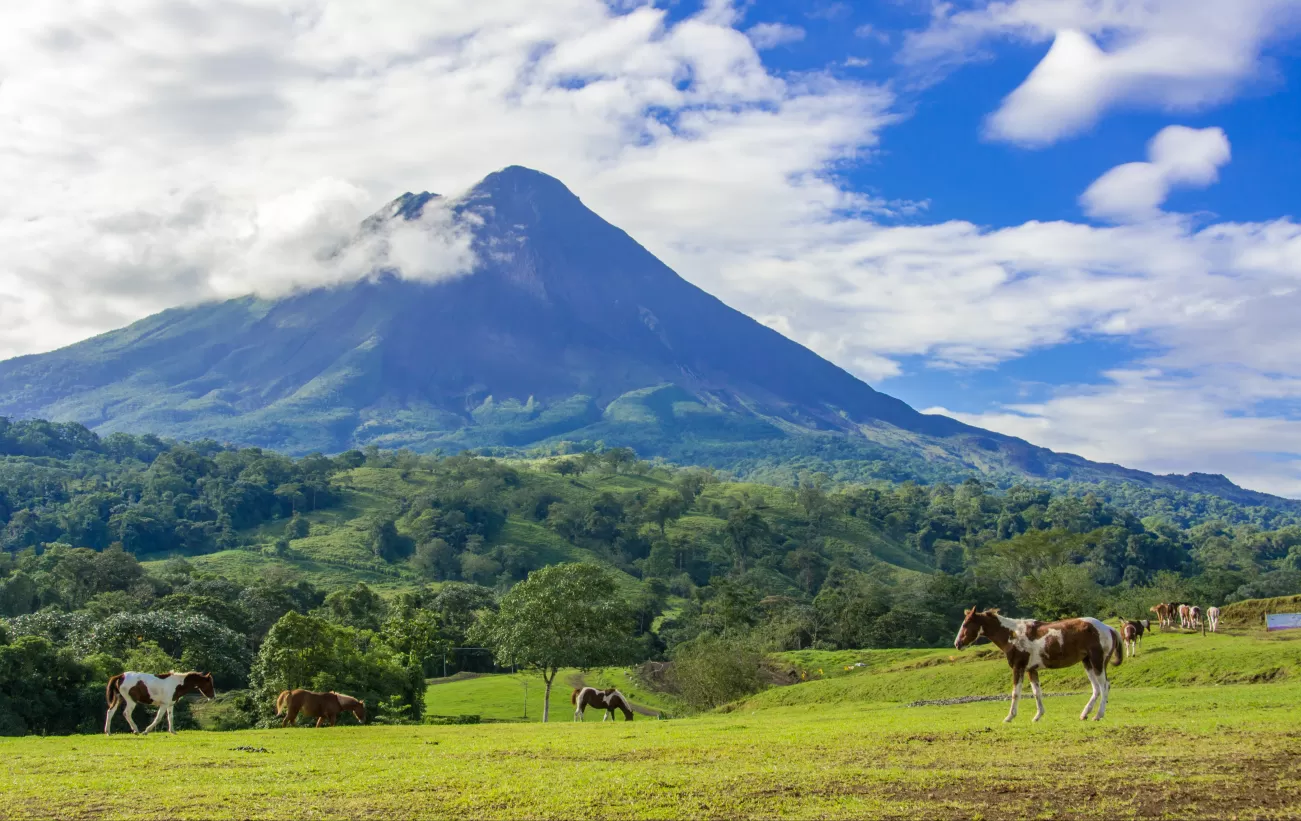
6,679,1299,819
141,463,935,593
743,628,1301,710
1220,594,1301,627
423,667,680,722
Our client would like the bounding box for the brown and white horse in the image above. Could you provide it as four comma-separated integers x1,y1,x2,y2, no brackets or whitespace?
571,687,634,721
275,689,366,727
1176,603,1192,630
1149,603,1172,630
1119,620,1141,657
105,671,215,735
1189,605,1204,634
954,608,1123,722
1207,606,1221,633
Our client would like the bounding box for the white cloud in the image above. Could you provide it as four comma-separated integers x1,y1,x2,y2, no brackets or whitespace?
3,1,1301,492
1081,126,1231,222
930,366,1301,498
902,0,1301,145
747,22,805,50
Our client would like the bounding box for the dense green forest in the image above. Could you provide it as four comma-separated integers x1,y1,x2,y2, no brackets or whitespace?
3,416,1301,734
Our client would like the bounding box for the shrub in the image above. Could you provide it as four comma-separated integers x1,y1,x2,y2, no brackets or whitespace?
667,634,766,712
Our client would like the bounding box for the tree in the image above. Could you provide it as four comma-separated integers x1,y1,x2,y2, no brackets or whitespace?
470,564,635,721
644,491,686,537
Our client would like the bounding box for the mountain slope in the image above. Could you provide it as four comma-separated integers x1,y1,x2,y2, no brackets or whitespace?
0,166,1289,507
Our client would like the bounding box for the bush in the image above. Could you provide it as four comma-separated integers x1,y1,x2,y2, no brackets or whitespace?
423,714,481,725
667,634,766,712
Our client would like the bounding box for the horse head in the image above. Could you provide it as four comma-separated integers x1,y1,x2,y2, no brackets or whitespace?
183,672,216,700
954,607,995,650
353,700,367,724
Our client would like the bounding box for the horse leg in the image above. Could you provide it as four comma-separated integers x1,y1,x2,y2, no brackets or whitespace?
1028,670,1045,722
316,716,325,728
603,709,611,722
143,703,168,735
122,699,141,734
574,704,583,722
1004,667,1023,723
1094,668,1110,721
1080,662,1101,720
105,699,121,736
166,704,176,735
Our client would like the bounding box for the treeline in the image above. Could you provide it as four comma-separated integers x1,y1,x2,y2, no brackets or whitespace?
5,418,1301,731
0,417,355,556
0,543,517,734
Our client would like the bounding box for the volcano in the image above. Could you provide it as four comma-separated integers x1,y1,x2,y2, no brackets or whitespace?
0,166,1284,506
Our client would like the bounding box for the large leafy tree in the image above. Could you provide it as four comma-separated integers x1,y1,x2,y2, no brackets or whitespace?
470,563,635,721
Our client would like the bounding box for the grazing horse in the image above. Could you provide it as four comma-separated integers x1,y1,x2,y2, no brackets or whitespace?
571,687,634,721
1207,606,1221,633
954,608,1123,723
1149,603,1172,630
275,689,366,727
1119,620,1142,657
105,671,215,735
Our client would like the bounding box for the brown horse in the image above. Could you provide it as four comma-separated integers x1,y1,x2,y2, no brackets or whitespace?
1119,620,1140,657
275,689,366,727
571,687,634,721
954,608,1123,722
1149,603,1172,630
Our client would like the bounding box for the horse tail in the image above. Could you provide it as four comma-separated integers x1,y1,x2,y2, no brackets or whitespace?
106,673,124,707
1109,627,1124,667
275,690,290,716
571,688,581,706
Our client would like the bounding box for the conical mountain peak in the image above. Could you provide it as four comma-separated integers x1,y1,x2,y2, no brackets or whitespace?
0,166,1281,507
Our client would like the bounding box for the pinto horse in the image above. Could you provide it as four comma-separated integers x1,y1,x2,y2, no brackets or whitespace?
571,687,634,721
105,671,215,735
954,608,1123,722
276,689,367,727
1189,605,1204,634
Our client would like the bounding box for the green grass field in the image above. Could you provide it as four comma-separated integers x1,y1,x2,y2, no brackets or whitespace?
7,629,1301,819
424,668,680,722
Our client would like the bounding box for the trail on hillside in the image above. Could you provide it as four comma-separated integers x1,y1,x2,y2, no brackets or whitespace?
566,672,660,717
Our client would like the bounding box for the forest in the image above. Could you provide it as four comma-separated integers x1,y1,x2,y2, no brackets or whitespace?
3,416,1301,733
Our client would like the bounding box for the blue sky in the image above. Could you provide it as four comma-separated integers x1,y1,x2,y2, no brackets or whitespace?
3,0,1301,493
720,0,1301,411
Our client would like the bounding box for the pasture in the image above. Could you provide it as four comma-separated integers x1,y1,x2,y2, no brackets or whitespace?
6,629,1301,820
